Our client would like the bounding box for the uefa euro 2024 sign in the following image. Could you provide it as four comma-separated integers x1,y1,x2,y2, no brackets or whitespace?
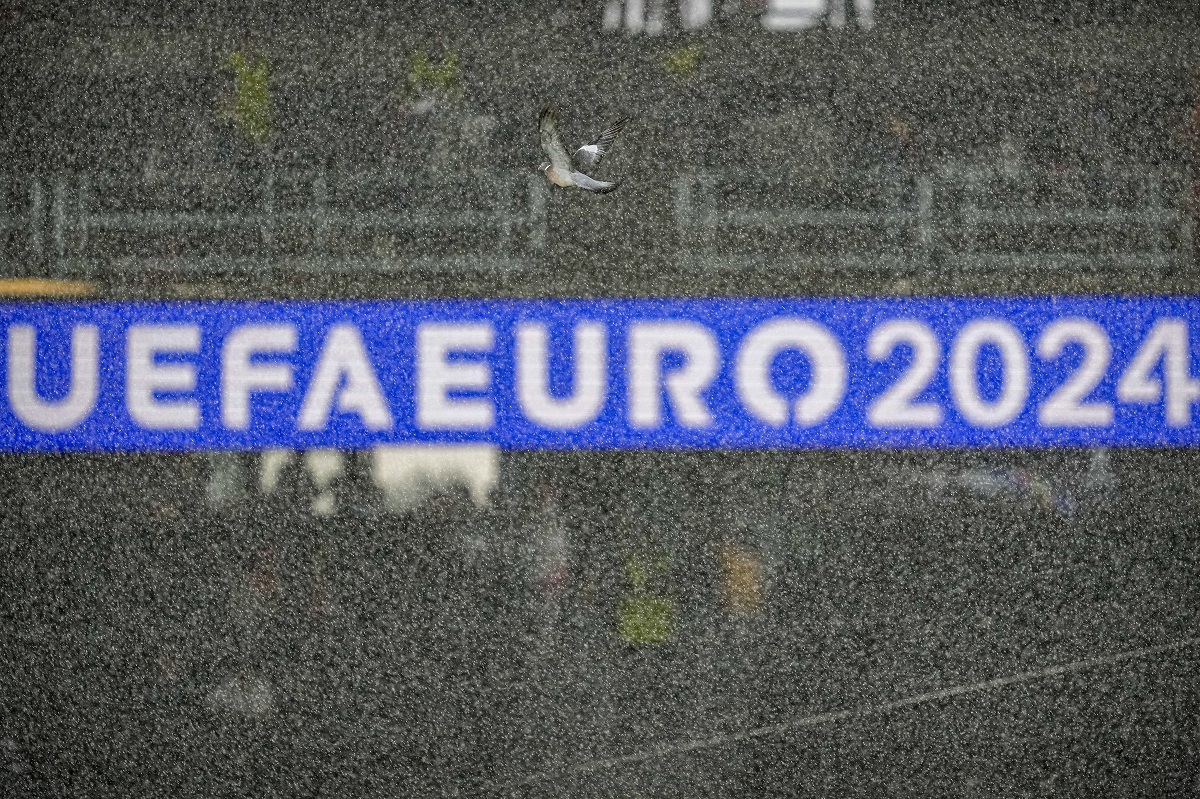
1,297,1199,452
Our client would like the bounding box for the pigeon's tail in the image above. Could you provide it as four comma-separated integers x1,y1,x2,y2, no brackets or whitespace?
572,171,621,194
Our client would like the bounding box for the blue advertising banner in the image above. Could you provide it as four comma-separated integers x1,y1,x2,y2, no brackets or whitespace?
2,296,1199,452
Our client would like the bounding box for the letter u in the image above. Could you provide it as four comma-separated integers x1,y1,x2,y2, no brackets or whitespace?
7,324,99,432
517,322,607,429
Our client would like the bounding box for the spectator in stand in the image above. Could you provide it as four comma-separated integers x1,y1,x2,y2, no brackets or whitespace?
224,50,274,144
217,43,275,172
860,112,923,246
881,114,923,172
332,450,384,522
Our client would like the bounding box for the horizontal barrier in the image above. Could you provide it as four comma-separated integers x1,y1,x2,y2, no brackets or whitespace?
0,165,1191,276
0,170,548,272
673,166,1193,265
2,296,1198,451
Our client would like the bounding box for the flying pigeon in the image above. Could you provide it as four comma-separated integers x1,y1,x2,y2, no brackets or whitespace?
538,104,629,194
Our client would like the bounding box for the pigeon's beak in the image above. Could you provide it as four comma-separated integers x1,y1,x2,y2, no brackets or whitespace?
537,161,550,174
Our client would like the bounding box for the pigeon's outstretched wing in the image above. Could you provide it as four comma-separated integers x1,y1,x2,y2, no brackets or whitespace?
570,171,621,194
539,104,574,174
573,116,630,171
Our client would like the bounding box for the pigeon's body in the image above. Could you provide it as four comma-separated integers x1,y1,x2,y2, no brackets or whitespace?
543,164,578,188
538,105,629,194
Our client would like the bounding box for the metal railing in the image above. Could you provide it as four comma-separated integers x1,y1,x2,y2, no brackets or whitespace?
0,169,549,275
673,165,1194,271
0,164,1193,278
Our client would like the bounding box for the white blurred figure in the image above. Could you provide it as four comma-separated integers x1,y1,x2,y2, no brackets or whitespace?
207,673,276,719
761,0,824,30
762,0,874,30
998,132,1026,183
372,444,498,510
682,0,715,28
604,0,714,33
1085,447,1115,488
1084,447,1117,498
832,0,874,28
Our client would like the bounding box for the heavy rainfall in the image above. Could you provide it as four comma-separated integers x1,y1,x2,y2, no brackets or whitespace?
1,1,1199,796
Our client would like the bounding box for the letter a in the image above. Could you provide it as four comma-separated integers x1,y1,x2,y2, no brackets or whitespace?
297,324,393,431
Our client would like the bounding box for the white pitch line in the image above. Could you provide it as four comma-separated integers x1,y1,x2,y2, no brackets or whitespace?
492,635,1199,790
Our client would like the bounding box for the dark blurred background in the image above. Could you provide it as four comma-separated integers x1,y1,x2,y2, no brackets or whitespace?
1,2,1198,796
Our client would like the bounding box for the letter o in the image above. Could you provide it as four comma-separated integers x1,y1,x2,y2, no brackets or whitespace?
735,319,846,427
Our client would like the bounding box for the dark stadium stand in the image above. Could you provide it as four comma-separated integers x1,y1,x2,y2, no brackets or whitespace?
2,2,1197,294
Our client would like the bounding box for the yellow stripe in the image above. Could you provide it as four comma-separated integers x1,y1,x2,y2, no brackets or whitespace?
0,278,96,297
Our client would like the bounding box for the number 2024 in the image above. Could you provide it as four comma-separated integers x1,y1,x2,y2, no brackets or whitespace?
866,318,1200,429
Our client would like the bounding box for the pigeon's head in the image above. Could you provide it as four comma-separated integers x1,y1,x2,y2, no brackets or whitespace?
537,161,551,174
